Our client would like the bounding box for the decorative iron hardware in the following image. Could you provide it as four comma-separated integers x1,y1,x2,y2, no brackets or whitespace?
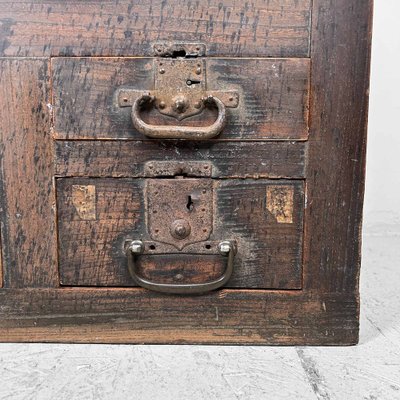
146,179,213,250
126,239,236,294
143,161,212,178
124,171,237,294
117,44,239,140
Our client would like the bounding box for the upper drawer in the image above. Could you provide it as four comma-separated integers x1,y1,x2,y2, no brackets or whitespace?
0,1,311,57
51,57,310,141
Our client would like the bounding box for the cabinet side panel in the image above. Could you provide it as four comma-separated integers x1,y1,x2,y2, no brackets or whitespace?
304,0,373,292
0,59,58,287
0,232,2,287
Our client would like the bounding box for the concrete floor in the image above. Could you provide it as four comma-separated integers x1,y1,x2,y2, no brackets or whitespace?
0,234,398,400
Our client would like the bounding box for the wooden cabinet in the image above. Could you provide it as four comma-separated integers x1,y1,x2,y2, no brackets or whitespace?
0,0,372,344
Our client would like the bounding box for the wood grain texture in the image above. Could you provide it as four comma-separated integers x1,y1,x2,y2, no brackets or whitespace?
1,238,399,398
0,0,311,58
57,178,304,289
0,232,2,288
0,0,372,344
0,289,359,345
303,0,373,292
54,140,307,179
51,57,310,140
0,59,58,288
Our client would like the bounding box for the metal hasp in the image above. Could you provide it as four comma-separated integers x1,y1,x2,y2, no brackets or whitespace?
125,165,237,294
117,43,239,140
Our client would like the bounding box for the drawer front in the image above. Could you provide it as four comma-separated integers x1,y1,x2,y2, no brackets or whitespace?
56,177,304,289
51,57,310,141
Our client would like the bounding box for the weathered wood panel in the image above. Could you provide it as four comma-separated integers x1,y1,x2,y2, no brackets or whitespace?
54,140,307,179
0,289,359,345
51,57,310,140
57,178,304,289
0,59,58,288
0,233,2,288
0,0,312,58
0,0,372,345
303,0,373,292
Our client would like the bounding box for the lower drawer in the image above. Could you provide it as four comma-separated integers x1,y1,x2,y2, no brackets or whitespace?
56,177,304,290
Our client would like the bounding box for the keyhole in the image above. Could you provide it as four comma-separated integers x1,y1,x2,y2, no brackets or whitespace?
186,195,194,211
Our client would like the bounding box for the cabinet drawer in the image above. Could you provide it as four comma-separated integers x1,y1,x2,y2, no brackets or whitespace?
57,177,304,290
51,57,310,141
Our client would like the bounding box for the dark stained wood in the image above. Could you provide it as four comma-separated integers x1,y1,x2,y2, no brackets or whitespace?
0,59,58,288
303,0,373,293
0,0,372,345
0,289,359,345
0,234,2,288
54,140,307,179
138,254,227,285
57,178,304,289
216,179,304,288
51,57,310,140
0,0,312,58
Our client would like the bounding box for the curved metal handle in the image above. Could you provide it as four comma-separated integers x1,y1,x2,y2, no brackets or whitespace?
126,241,235,294
131,95,226,140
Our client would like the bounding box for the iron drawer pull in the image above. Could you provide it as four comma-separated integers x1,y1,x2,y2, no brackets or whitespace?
126,240,235,294
131,94,227,140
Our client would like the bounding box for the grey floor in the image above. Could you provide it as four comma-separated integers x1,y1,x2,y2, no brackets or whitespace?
0,234,399,400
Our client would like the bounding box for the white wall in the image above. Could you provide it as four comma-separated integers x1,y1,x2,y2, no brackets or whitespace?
364,0,400,236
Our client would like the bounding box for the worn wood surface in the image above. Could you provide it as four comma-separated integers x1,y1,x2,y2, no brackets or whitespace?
0,0,311,58
0,233,2,288
54,140,307,179
51,57,310,140
57,178,304,289
0,59,58,288
0,289,358,345
303,0,373,292
0,0,372,344
0,237,397,399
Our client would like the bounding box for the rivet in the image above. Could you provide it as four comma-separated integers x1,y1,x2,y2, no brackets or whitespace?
170,219,191,240
159,68,165,74
129,240,144,255
159,101,166,109
176,225,186,237
196,67,201,75
218,241,232,255
175,274,184,281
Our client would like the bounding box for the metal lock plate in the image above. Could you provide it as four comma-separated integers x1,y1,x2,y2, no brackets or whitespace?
153,58,207,120
146,179,213,250
117,43,239,121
